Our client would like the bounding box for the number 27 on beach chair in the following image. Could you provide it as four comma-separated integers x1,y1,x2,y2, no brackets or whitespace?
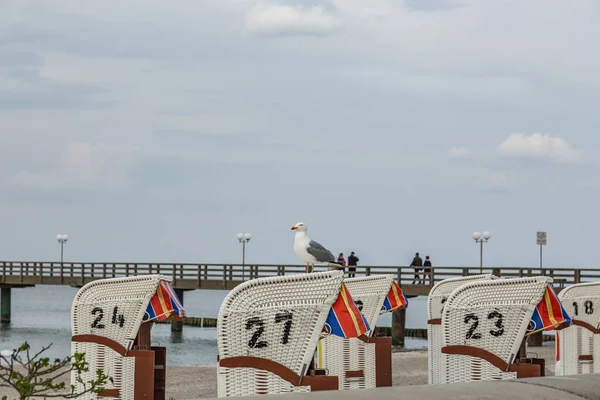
216,270,373,397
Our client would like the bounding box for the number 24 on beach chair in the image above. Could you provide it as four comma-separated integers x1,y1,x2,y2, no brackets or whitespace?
71,275,186,400
216,271,373,397
316,275,408,390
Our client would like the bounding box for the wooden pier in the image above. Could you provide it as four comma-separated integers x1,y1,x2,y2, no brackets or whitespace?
1,261,596,291
1,261,597,340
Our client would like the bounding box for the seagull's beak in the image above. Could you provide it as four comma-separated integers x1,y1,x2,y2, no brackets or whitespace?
291,226,297,230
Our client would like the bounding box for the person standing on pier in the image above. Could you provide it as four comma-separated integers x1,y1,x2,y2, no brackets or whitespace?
410,252,423,284
347,251,359,278
422,255,432,285
337,253,346,269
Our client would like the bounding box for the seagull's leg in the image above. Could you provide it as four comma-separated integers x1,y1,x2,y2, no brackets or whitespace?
306,263,310,273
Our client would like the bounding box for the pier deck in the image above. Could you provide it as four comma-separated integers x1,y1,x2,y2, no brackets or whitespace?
0,261,595,295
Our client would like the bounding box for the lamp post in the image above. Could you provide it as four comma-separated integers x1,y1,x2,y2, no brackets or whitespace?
56,234,69,263
472,231,491,273
237,232,252,280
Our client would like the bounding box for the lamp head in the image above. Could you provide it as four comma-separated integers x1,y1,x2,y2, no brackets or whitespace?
482,231,491,240
236,233,244,241
56,234,63,241
244,233,252,241
472,232,481,241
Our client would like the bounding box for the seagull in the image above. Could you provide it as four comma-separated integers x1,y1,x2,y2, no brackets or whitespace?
291,222,336,273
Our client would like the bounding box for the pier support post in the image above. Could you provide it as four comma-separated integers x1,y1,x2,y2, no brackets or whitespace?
171,289,184,332
391,307,406,347
1,287,11,324
528,330,543,347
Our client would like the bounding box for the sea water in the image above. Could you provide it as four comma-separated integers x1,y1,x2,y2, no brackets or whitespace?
0,286,428,365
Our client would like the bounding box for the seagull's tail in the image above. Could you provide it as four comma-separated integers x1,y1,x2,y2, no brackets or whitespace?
326,262,344,271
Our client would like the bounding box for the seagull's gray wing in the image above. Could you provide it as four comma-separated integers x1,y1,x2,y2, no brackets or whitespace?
306,240,335,262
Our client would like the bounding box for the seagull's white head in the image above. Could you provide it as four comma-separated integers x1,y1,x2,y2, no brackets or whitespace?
290,222,307,233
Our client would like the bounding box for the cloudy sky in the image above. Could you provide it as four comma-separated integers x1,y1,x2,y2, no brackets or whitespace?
1,0,598,269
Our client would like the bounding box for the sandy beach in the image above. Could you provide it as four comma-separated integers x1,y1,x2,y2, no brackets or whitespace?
0,343,555,399
165,342,556,399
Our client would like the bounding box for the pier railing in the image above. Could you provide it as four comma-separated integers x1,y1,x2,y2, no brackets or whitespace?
0,261,597,293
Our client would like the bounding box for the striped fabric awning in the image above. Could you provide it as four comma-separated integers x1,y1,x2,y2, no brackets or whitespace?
144,280,187,321
527,286,571,335
381,281,409,313
323,282,370,338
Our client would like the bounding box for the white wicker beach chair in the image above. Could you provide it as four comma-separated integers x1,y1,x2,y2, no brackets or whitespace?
316,275,396,390
440,276,551,384
217,271,343,397
71,275,183,400
427,274,496,385
556,281,600,376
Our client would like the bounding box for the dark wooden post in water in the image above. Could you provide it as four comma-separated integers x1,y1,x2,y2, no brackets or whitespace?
528,331,543,346
392,307,406,347
1,286,11,324
171,289,184,332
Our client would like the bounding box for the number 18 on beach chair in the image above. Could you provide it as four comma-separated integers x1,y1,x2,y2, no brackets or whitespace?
316,275,408,390
556,281,600,376
440,277,570,384
71,275,186,400
216,270,372,397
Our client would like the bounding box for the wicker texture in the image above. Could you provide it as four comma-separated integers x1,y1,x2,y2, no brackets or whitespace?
317,275,393,390
427,274,495,385
218,368,312,396
556,282,600,376
441,277,550,384
217,271,344,397
343,275,395,332
317,335,376,390
71,275,164,400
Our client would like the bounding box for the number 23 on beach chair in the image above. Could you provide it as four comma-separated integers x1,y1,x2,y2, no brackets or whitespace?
555,281,600,376
316,275,408,390
440,276,570,384
216,270,373,397
427,274,496,385
71,275,186,400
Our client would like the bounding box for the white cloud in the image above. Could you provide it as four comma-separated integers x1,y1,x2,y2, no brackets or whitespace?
244,4,340,37
448,145,471,158
497,133,582,164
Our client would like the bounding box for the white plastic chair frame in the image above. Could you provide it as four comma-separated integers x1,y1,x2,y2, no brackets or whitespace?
317,275,395,390
427,274,496,385
556,281,600,376
217,271,343,397
440,276,551,384
71,275,167,400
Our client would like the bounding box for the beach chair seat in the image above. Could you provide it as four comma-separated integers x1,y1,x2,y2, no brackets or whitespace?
316,275,403,390
556,281,600,376
440,277,552,384
71,275,185,400
427,274,496,385
217,271,344,397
